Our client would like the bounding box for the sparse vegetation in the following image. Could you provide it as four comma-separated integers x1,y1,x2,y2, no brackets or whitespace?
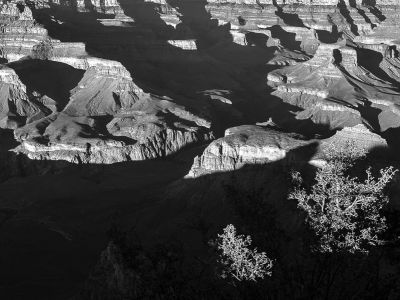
79,140,400,299
215,224,273,282
290,142,397,253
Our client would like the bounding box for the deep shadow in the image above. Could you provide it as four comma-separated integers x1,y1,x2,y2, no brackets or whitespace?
357,100,382,132
382,126,400,154
272,0,305,27
338,0,359,36
357,47,400,87
269,25,302,51
0,138,208,299
74,142,320,299
0,121,399,299
317,26,340,44
75,140,400,299
363,0,386,22
349,0,376,28
9,59,85,111
24,0,334,141
245,32,269,47
333,48,343,64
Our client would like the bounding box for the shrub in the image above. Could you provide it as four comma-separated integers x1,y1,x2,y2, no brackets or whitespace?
290,142,397,253
215,224,273,281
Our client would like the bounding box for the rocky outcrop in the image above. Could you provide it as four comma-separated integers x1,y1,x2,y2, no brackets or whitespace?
167,39,197,50
187,125,311,177
321,123,387,149
187,124,387,178
15,125,213,164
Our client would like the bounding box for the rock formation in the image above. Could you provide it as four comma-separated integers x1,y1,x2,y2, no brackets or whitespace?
0,66,42,129
187,123,387,178
187,125,310,177
268,40,400,130
0,0,398,166
10,56,214,163
0,0,217,164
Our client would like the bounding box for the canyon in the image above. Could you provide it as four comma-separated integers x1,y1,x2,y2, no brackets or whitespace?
0,0,400,298
0,0,398,166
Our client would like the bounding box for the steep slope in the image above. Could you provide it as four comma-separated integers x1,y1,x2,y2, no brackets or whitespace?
0,66,42,129
268,42,400,130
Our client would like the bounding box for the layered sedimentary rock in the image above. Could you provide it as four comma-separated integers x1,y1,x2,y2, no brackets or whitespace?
0,0,217,164
0,1,94,62
205,0,384,54
0,0,399,166
0,66,42,129
187,123,387,178
268,41,400,130
0,2,48,61
207,2,320,54
11,59,213,164
354,3,400,45
31,0,125,15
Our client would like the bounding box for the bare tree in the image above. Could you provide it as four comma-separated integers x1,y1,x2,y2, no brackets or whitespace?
215,224,273,281
290,142,397,253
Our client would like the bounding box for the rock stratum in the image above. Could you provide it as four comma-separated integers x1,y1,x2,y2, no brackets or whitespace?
0,0,398,165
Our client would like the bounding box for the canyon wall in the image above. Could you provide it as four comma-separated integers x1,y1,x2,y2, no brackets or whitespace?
0,0,399,165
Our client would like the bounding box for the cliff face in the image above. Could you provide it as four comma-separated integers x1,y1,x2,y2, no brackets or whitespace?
0,1,218,164
205,0,381,54
268,42,400,130
9,56,214,164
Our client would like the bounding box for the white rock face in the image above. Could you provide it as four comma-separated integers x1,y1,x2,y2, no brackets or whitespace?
322,124,388,150
167,40,197,50
187,125,310,178
187,124,388,178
